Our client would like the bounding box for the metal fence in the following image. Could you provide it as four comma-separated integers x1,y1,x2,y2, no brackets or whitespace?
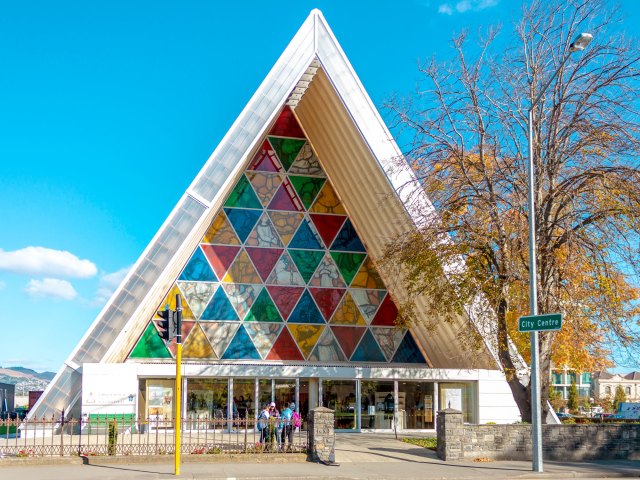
0,415,307,457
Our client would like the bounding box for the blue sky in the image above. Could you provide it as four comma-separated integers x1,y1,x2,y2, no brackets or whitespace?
1,0,638,373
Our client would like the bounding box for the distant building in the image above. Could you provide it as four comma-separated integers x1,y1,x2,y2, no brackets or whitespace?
28,391,43,410
0,383,15,412
551,369,591,400
593,371,640,402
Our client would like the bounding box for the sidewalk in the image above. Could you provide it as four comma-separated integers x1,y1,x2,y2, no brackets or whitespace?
0,433,638,479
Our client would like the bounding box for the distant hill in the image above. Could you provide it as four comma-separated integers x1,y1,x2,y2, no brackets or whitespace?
6,366,55,381
0,366,54,395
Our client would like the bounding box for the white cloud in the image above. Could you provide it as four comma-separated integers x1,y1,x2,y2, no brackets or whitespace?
93,265,132,306
438,0,498,15
0,246,97,278
25,278,78,300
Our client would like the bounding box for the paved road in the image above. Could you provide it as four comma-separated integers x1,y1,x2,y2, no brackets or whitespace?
1,433,638,479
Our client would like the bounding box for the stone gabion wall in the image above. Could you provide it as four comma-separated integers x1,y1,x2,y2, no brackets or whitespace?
308,406,336,464
437,409,640,461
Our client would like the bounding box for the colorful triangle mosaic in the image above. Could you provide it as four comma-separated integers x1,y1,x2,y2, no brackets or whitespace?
128,107,425,365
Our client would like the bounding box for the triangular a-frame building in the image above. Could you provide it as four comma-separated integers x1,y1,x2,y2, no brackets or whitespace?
32,10,519,426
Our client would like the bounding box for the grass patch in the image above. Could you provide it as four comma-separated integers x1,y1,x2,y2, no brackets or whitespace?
402,437,437,450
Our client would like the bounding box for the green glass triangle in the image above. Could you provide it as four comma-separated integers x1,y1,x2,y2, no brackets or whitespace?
224,175,262,209
289,176,326,210
330,252,367,286
289,249,325,283
245,288,283,322
268,137,306,171
129,322,172,359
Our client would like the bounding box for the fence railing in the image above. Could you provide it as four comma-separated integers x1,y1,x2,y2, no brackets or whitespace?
0,415,307,458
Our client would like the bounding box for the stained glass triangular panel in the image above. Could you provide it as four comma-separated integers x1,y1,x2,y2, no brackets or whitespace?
129,322,172,359
267,178,304,212
201,244,240,279
330,292,366,325
371,294,399,326
289,218,323,250
289,249,324,284
167,320,197,356
247,139,283,172
224,208,262,243
245,213,284,248
310,214,346,248
331,326,365,359
266,286,304,320
371,327,406,361
221,324,261,360
309,254,346,288
289,176,326,210
176,281,217,320
268,106,305,138
179,247,217,282
287,289,325,324
267,211,304,245
224,174,262,209
308,327,347,362
156,285,195,320
245,288,282,322
201,322,240,358
266,326,304,361
265,251,305,286
309,182,346,214
268,137,306,172
246,171,283,207
391,331,427,364
288,143,325,177
330,252,367,286
222,284,262,320
202,211,241,245
245,322,282,359
350,257,386,289
351,329,386,362
309,287,345,322
288,324,324,359
200,286,239,321
222,250,262,284
182,323,217,359
331,219,366,252
245,247,283,281
351,289,386,324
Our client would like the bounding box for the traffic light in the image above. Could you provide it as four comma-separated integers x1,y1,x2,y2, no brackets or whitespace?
157,306,177,342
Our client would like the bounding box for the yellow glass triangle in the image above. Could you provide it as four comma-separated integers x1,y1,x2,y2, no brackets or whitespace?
330,292,366,325
351,257,386,289
288,324,325,359
267,211,304,245
309,182,346,214
202,211,241,245
222,250,262,284
155,284,196,319
182,323,217,359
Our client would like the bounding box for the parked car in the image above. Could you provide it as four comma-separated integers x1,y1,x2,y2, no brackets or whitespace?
556,412,574,419
594,412,614,420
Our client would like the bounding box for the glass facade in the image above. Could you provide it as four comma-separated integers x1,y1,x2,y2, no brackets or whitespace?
400,381,435,429
360,380,394,429
186,379,228,420
322,380,356,430
439,382,477,423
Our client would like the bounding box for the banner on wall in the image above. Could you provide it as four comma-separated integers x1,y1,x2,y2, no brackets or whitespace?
81,364,138,417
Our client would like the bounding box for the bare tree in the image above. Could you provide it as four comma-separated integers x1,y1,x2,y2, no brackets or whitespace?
383,0,640,422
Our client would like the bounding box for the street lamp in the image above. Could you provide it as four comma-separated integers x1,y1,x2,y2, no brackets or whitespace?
527,32,593,473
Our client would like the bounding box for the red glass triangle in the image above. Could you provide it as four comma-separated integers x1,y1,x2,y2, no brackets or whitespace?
201,244,240,279
266,326,304,360
167,321,196,356
309,288,346,321
371,294,399,326
267,179,304,211
248,140,283,172
331,326,366,359
245,247,283,281
266,285,304,320
310,214,347,247
268,106,305,138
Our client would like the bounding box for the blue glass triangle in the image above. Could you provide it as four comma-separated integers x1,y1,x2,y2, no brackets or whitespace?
287,289,325,324
351,329,386,362
391,332,427,363
179,247,217,282
330,219,366,252
221,325,261,359
289,219,323,249
200,287,239,321
224,208,262,243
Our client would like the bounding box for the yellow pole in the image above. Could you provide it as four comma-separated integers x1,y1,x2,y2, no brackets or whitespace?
175,342,182,476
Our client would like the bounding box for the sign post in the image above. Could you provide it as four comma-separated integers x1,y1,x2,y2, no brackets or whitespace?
174,294,183,476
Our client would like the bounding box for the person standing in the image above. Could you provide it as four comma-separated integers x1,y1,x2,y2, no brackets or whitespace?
269,401,281,447
280,402,295,449
257,403,269,445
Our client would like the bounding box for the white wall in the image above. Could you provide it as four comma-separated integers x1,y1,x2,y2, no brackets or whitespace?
81,363,139,417
477,370,521,424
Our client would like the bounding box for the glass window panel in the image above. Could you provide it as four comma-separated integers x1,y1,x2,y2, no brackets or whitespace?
289,218,324,249
289,249,324,283
309,287,345,322
267,211,304,245
392,332,427,364
200,322,240,358
330,252,366,286
224,174,262,209
176,281,217,320
308,327,346,362
258,379,273,408
147,379,175,421
267,179,305,211
351,329,386,362
246,171,283,206
266,326,304,360
350,257,386,289
289,175,326,210
268,137,306,171
309,213,346,247
245,247,283,281
186,378,228,420
221,284,262,320
439,382,477,423
182,323,216,359
179,247,218,282
268,106,305,138
245,213,284,248
245,322,282,358
288,324,324,358
400,381,434,429
330,292,366,326
309,254,346,288
309,183,346,214
266,286,304,321
224,207,262,243
331,219,366,252
222,250,262,284
245,289,283,323
233,379,256,419
274,379,296,412
360,380,394,429
221,325,261,359
287,290,325,324
266,252,305,286
202,211,241,245
288,143,326,177
129,322,172,359
247,140,283,172
351,289,386,324
322,380,356,430
201,244,241,279
331,326,365,359
200,287,239,321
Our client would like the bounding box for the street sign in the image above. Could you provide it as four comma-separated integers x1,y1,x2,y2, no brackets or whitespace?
518,313,562,332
